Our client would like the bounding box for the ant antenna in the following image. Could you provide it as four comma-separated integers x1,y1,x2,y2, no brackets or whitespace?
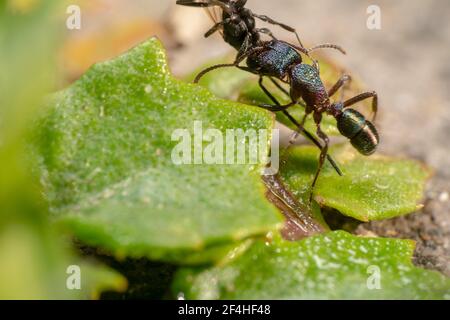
194,45,264,83
308,44,347,55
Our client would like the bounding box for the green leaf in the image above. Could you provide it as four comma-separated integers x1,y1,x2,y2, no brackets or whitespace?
0,223,127,299
33,38,282,263
80,259,128,299
173,231,450,299
280,145,430,221
0,0,126,299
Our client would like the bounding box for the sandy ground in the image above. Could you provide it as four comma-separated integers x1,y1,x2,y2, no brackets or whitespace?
167,0,450,275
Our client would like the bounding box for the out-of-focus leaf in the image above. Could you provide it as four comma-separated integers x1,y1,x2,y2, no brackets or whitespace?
0,224,126,299
0,0,126,299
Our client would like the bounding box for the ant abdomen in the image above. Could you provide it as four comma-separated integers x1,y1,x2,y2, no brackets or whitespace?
337,109,379,156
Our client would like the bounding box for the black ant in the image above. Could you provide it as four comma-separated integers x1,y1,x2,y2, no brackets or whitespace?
177,0,347,176
176,0,306,60
194,40,379,203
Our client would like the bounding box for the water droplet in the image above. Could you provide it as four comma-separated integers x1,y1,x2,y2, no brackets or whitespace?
177,292,185,300
144,84,153,93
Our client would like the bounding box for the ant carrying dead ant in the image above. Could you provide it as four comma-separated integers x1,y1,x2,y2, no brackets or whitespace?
177,0,348,176
194,40,380,203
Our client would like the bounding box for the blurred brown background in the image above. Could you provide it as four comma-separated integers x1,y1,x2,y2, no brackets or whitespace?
61,0,450,274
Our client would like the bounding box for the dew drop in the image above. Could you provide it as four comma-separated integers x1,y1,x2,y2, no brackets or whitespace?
177,292,185,300
144,84,153,93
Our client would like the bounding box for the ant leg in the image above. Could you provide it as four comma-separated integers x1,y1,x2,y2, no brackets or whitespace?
269,77,307,108
343,91,378,122
258,77,297,114
176,0,211,7
269,77,289,95
204,19,231,38
283,109,342,176
309,114,330,204
263,78,308,145
236,32,252,62
277,40,309,55
338,75,352,102
256,28,277,40
256,78,298,113
258,77,283,105
328,75,352,97
176,0,229,11
252,13,304,48
279,112,310,166
258,101,297,112
258,77,305,165
264,77,343,176
235,66,259,75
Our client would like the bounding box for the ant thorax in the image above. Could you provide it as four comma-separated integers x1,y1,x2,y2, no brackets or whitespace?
289,64,328,107
246,41,302,79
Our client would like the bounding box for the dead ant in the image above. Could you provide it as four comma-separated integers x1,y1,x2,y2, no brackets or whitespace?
176,0,306,60
194,40,379,203
177,0,347,176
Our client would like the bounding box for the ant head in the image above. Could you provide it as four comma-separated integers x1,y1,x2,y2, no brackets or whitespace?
336,108,379,156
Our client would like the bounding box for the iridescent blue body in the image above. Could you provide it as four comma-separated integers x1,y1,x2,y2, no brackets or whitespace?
247,41,302,79
289,64,328,107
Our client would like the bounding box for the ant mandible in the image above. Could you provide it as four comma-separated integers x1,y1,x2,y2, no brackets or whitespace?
194,40,379,203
